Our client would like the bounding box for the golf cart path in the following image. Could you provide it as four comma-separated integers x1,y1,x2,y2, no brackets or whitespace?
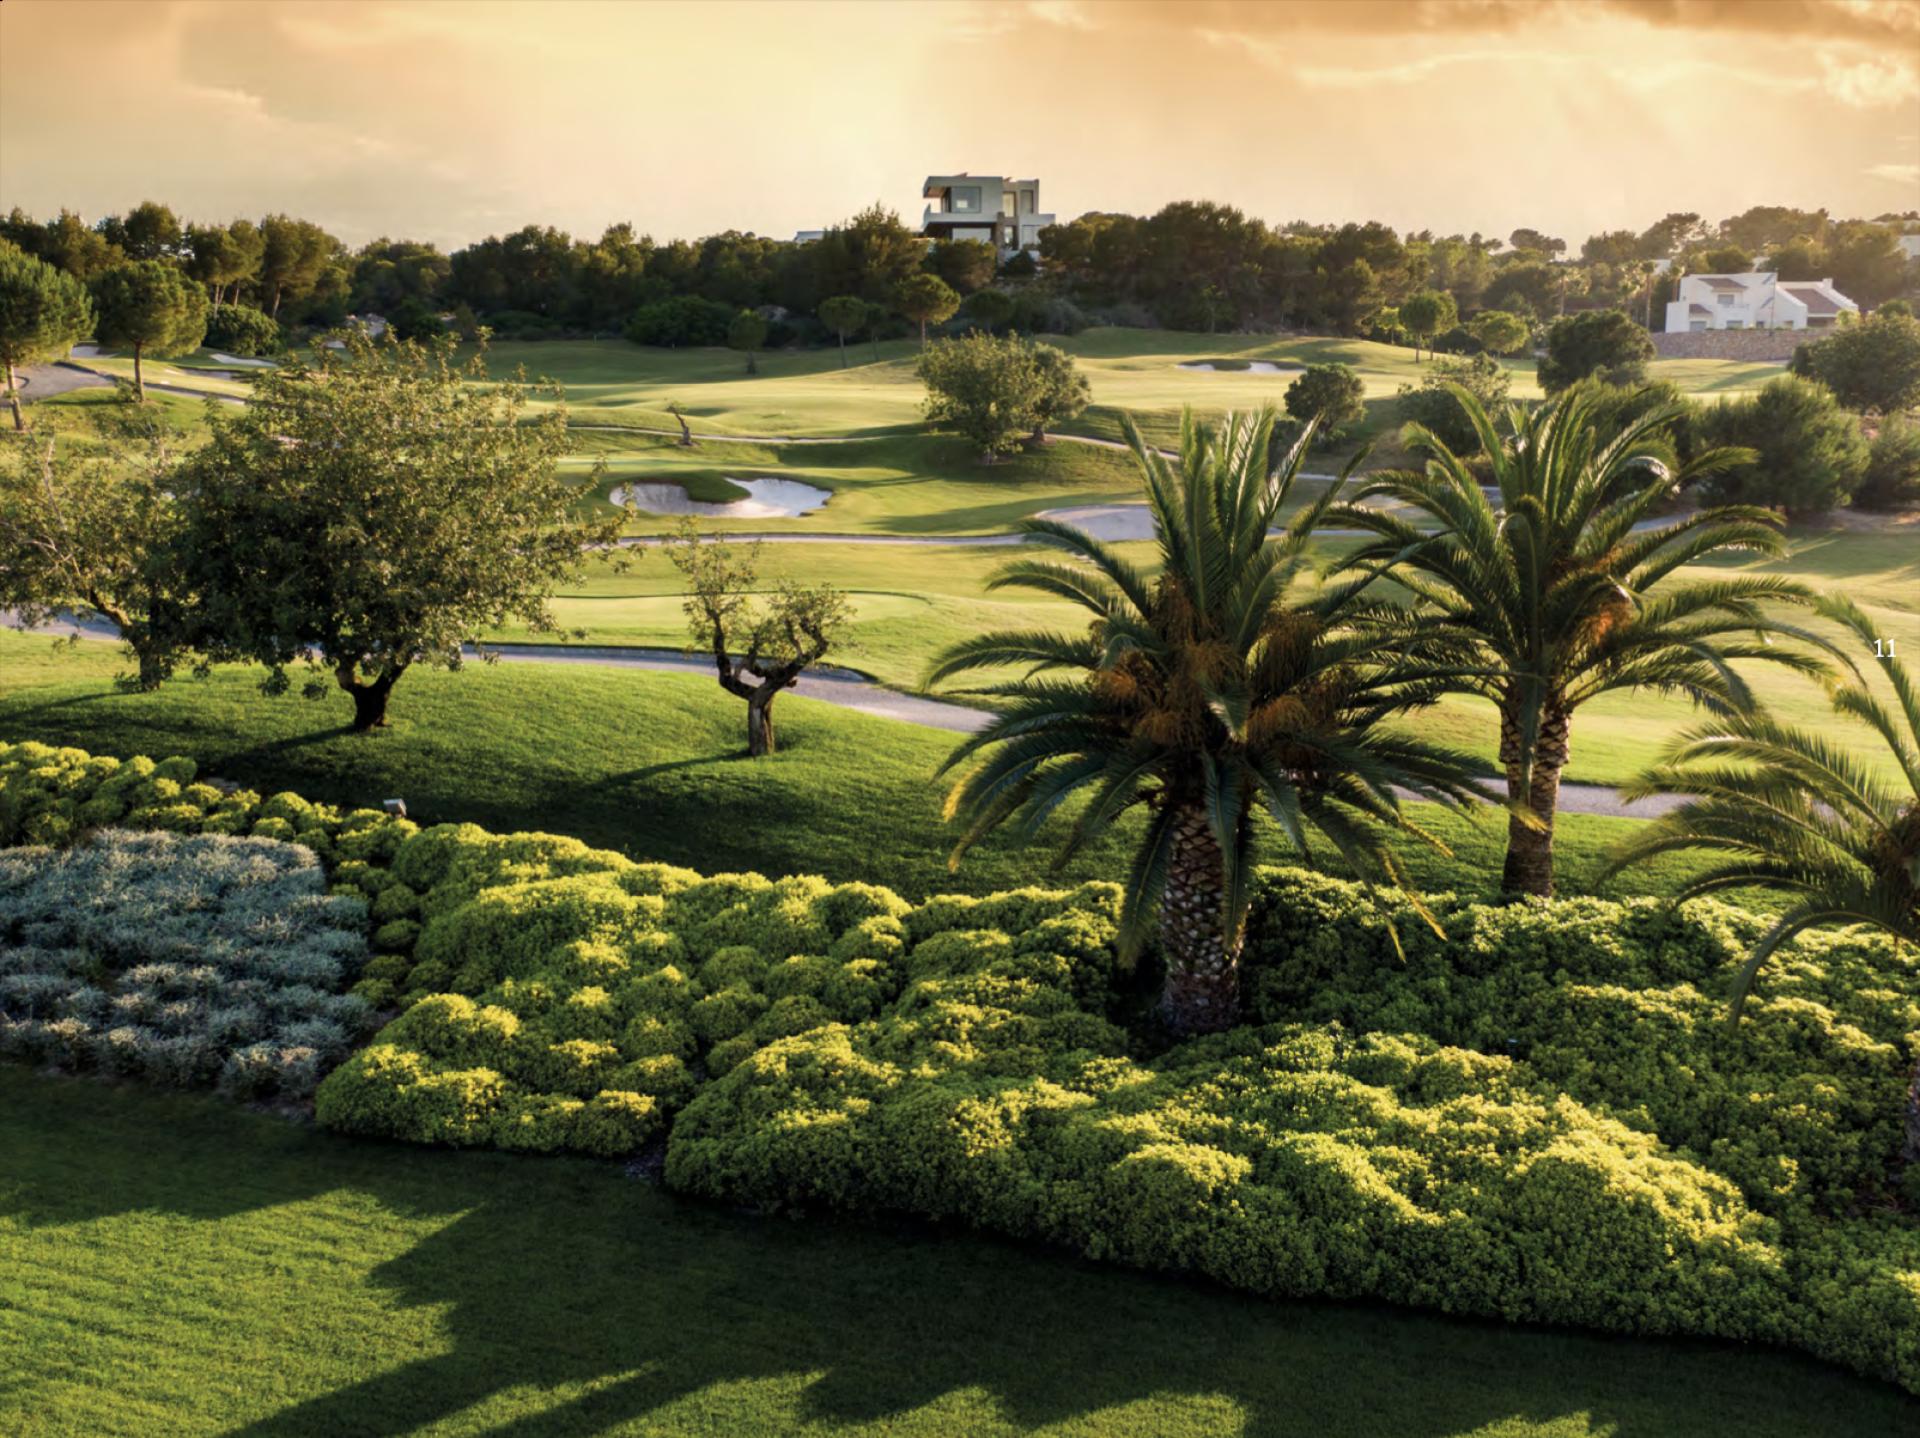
4,610,1680,818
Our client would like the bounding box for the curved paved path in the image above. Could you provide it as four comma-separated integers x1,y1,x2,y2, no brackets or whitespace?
3,611,1679,818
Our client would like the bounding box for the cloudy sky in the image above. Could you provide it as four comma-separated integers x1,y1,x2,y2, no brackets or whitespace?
2,0,1916,248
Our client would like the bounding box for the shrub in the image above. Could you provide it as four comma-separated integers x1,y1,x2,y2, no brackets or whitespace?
204,303,281,357
1394,353,1510,454
1790,312,1920,414
1537,309,1655,393
1283,363,1366,446
0,831,374,1099
1855,419,1920,511
625,295,735,348
1699,376,1869,515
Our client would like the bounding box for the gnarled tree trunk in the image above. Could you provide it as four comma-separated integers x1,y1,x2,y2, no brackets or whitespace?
1499,692,1572,897
338,662,405,731
746,689,777,757
1158,800,1241,1034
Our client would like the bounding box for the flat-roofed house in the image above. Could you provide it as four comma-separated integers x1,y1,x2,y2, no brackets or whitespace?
1663,272,1858,332
921,174,1053,256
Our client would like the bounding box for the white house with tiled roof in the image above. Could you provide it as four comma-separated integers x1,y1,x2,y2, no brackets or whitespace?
1664,272,1857,332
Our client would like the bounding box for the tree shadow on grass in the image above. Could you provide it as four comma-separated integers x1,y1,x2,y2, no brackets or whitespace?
3,1071,1908,1438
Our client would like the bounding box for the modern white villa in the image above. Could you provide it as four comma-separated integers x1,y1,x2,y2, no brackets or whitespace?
921,174,1053,256
1663,271,1858,332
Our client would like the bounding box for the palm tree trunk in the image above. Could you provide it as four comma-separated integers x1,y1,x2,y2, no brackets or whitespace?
1158,801,1240,1034
1499,698,1571,898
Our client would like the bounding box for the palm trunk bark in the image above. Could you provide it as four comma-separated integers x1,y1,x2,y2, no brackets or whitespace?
1158,801,1241,1034
1499,695,1571,898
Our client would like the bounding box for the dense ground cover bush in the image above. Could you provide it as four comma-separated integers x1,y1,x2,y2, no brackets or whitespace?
4,737,1916,1392
0,830,372,1097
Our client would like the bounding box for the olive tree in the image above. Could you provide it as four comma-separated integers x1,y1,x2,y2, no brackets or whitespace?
1028,340,1091,443
90,260,207,401
0,240,94,430
918,332,1047,461
169,335,623,730
0,400,183,689
667,522,851,757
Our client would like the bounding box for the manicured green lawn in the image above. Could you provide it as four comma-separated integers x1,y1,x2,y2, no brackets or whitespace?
3,1068,1907,1437
0,629,1714,903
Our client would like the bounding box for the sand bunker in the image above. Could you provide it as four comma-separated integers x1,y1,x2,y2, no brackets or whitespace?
611,477,831,518
1174,360,1299,375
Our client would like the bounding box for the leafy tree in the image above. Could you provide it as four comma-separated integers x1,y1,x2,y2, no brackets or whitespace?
1855,419,1920,511
100,202,183,262
1508,228,1566,257
1398,290,1457,361
0,240,93,430
1606,596,1920,1176
918,332,1046,461
89,260,207,401
1027,341,1090,443
926,239,997,295
185,221,264,306
963,288,1014,335
257,214,338,319
0,401,182,688
203,302,281,357
1790,312,1920,414
1283,363,1366,445
1698,245,1753,274
1334,385,1828,897
811,205,924,305
1469,309,1530,356
168,335,621,730
817,294,866,368
895,273,960,347
1699,376,1869,516
727,308,768,374
1537,308,1654,393
1394,353,1509,455
666,522,851,757
925,408,1482,1033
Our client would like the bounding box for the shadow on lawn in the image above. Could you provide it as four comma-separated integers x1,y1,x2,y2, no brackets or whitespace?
6,1072,1909,1438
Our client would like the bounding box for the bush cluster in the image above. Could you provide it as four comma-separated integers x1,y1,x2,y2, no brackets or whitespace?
3,741,1914,1391
315,821,1124,1157
0,739,422,952
0,830,373,1098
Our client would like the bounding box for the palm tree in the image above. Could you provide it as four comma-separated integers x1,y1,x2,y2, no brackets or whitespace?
1331,385,1832,897
1605,596,1919,1170
924,407,1486,1035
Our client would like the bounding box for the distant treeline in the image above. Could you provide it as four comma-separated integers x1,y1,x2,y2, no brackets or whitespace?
3,198,1914,349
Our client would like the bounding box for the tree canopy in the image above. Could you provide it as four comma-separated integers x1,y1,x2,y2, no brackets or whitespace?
0,239,94,429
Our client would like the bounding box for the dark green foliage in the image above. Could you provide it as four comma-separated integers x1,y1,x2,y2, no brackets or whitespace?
1553,375,1700,460
1283,362,1366,443
202,302,281,356
0,239,94,426
1538,309,1655,393
1393,353,1510,454
1790,312,1920,415
1699,376,1869,514
626,294,735,347
387,296,444,341
88,259,208,398
1858,419,1920,511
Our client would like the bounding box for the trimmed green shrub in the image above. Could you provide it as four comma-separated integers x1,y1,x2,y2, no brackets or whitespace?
0,831,373,1098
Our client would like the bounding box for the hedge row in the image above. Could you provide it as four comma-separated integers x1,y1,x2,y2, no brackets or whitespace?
0,830,374,1098
3,739,1916,1392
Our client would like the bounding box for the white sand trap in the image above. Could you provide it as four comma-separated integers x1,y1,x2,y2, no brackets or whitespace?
209,353,279,368
611,477,831,518
1175,360,1299,375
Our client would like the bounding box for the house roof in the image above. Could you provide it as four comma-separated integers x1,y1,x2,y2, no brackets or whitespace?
1688,303,1714,317
1699,276,1748,291
1780,284,1843,316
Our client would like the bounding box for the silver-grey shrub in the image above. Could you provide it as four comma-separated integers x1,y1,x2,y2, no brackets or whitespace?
0,831,374,1099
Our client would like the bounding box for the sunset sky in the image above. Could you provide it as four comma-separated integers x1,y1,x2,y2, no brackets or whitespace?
2,0,1916,249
